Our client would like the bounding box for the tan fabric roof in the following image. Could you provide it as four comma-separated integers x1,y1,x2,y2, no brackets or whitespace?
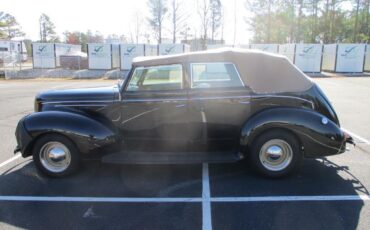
133,48,313,93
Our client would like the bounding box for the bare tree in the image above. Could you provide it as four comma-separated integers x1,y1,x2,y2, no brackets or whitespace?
180,25,191,41
210,0,223,42
131,11,143,44
169,0,189,43
220,6,225,42
198,0,211,49
147,0,168,44
233,0,236,45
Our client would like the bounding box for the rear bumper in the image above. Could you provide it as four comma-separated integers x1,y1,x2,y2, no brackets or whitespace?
337,129,355,154
343,130,355,146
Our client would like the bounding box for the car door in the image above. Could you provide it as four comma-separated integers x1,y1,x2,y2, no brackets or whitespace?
187,62,252,152
119,64,190,152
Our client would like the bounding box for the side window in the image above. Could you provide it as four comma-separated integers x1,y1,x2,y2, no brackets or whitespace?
191,63,244,89
126,64,182,91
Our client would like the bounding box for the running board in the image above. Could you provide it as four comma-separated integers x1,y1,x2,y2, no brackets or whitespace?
101,151,243,165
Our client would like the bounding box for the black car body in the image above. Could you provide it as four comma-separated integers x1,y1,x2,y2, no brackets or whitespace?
15,48,353,177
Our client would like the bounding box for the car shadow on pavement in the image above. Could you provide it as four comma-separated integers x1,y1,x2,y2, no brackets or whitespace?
0,158,368,230
209,158,369,197
0,160,203,230
209,158,369,230
0,160,202,198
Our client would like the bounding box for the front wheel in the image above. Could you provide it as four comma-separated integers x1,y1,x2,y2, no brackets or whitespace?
249,130,302,178
32,134,80,177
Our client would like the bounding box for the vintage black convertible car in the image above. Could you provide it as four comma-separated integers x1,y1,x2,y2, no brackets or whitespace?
15,48,353,177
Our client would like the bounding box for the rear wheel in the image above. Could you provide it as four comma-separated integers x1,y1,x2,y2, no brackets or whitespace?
249,130,302,178
32,134,80,177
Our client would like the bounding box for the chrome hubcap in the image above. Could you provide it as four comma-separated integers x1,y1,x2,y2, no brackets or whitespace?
259,139,293,171
39,142,71,173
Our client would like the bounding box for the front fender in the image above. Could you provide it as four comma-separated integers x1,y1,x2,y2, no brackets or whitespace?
240,107,346,157
16,111,119,156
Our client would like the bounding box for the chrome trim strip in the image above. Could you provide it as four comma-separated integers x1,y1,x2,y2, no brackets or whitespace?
123,98,188,103
42,95,313,109
54,104,108,107
121,108,159,124
190,95,250,100
42,100,118,105
122,95,314,108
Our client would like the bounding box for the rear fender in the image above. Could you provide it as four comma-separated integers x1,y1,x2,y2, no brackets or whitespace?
19,111,119,156
240,107,345,157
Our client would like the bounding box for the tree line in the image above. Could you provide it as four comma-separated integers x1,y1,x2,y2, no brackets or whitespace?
1,0,369,48
0,0,224,49
146,0,223,47
246,0,370,43
0,12,24,39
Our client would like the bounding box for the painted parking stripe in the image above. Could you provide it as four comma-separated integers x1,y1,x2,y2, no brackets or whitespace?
211,195,370,202
0,154,21,169
342,128,370,145
0,195,368,203
0,196,202,202
202,163,212,230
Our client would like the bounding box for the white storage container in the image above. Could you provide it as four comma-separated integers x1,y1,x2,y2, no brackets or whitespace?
87,43,112,70
158,44,189,55
294,44,323,72
362,44,370,72
55,44,81,67
32,43,56,69
278,44,296,63
322,44,365,72
144,44,158,56
250,44,279,53
120,44,145,70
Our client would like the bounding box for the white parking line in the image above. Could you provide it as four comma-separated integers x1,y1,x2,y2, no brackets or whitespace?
0,154,21,169
342,128,370,145
0,196,202,202
202,163,212,230
211,195,370,202
0,195,368,203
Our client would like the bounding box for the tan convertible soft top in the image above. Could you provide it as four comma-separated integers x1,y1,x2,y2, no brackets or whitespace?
133,48,313,93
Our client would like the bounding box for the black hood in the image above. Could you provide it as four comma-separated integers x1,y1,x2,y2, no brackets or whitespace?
36,86,120,102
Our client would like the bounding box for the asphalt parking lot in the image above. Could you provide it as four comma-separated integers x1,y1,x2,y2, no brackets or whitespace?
0,77,369,230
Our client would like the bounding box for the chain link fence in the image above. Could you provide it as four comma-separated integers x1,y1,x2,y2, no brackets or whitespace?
1,52,33,78
2,53,125,80
2,43,369,79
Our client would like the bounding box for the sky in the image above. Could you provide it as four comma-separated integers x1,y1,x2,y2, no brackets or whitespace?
1,0,252,45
